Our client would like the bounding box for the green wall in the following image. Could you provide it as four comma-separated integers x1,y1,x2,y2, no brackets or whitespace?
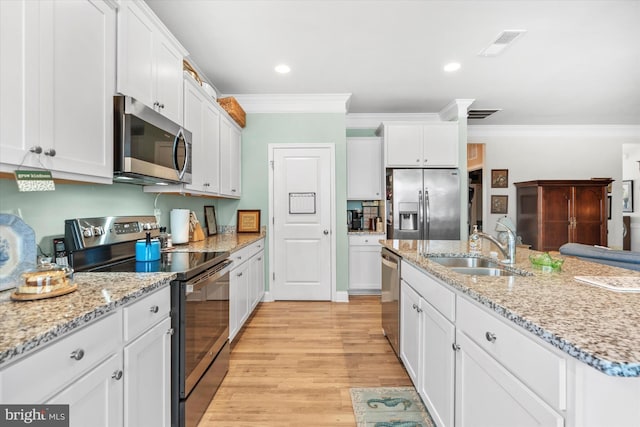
235,113,348,293
346,128,377,137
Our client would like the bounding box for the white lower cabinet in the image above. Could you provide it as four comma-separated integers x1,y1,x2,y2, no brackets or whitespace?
400,281,421,384
123,316,171,427
249,250,265,312
230,239,265,341
420,301,455,427
48,353,124,427
454,330,563,427
400,263,455,427
0,285,171,427
349,235,382,293
230,256,251,342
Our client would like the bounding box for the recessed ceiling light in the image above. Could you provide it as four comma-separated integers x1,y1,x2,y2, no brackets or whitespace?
444,62,461,72
275,64,291,74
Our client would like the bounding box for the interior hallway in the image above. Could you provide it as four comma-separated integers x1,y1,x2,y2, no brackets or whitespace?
199,296,411,426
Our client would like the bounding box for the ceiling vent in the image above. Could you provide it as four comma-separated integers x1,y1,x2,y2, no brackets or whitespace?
467,109,501,119
478,30,526,56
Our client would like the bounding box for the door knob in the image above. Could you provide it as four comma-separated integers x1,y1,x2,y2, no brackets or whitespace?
323,230,329,235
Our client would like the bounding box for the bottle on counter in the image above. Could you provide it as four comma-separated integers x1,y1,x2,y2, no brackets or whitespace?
469,224,481,253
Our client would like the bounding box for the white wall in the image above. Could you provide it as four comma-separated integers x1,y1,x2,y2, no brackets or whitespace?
468,125,640,250
622,144,640,250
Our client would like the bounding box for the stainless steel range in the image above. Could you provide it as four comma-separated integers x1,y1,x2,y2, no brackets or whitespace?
65,215,231,427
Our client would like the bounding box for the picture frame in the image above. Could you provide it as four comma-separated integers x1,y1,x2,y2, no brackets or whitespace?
204,206,217,236
491,195,508,214
237,210,261,233
491,169,509,188
622,180,634,213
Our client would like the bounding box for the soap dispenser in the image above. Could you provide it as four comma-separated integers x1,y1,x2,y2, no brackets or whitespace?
469,225,481,253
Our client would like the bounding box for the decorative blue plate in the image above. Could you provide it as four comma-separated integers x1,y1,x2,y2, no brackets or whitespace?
0,214,37,291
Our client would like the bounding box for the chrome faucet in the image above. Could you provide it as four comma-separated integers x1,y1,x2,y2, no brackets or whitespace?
473,218,517,264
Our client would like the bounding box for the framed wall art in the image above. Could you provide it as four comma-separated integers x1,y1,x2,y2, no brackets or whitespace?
237,210,261,233
204,206,217,236
491,195,508,214
491,169,509,188
622,180,634,212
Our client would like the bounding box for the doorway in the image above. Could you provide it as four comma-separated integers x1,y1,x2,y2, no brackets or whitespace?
467,143,485,233
268,144,336,301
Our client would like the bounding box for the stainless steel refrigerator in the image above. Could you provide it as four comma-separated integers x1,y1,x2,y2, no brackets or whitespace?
386,168,461,240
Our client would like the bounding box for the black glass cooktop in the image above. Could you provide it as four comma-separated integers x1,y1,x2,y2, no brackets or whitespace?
87,251,229,280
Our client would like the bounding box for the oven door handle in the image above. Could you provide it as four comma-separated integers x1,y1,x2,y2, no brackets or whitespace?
186,259,233,293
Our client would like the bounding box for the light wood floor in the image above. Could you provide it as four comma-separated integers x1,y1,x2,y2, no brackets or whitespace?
198,296,411,426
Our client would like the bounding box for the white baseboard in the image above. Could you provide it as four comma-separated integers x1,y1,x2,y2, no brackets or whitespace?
334,291,350,303
261,291,350,302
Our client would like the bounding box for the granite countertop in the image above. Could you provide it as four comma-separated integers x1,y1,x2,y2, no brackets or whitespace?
0,272,175,367
0,231,266,368
168,229,266,253
381,239,640,377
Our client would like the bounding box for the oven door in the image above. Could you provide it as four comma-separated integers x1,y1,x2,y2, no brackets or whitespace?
173,260,231,399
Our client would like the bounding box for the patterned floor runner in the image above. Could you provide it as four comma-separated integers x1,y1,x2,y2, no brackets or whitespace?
350,387,436,427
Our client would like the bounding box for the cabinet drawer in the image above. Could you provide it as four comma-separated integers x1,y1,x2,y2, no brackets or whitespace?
401,261,455,322
123,285,170,342
0,312,121,403
457,296,566,410
348,235,382,246
230,239,264,267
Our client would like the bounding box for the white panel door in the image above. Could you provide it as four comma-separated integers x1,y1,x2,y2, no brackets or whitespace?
272,146,333,300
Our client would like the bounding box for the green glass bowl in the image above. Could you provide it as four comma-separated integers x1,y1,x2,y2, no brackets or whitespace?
529,253,564,272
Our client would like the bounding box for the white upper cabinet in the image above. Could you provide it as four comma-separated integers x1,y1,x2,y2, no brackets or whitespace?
379,122,459,168
117,0,186,125
219,115,242,198
183,78,220,195
347,137,383,200
0,0,116,184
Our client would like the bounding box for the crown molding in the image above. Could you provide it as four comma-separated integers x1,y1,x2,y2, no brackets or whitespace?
468,125,640,139
223,94,352,114
346,113,441,129
439,99,475,122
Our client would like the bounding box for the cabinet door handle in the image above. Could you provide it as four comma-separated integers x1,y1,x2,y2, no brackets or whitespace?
112,370,123,380
70,349,85,361
452,343,460,351
237,272,243,277
44,148,56,157
412,303,418,310
485,332,497,343
30,146,42,154
149,305,159,313
416,158,420,163
167,328,175,336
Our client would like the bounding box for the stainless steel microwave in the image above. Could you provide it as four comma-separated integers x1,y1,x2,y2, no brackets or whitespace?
113,96,192,185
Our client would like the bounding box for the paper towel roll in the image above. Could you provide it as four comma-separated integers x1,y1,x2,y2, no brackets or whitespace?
170,209,190,244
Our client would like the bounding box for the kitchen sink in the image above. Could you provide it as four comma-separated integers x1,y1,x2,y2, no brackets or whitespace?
450,267,516,276
428,256,501,269
427,256,530,277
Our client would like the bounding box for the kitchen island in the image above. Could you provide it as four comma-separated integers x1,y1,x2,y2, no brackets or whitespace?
382,239,640,427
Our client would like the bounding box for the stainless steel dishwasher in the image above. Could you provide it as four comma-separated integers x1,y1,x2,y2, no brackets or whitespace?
381,247,401,356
